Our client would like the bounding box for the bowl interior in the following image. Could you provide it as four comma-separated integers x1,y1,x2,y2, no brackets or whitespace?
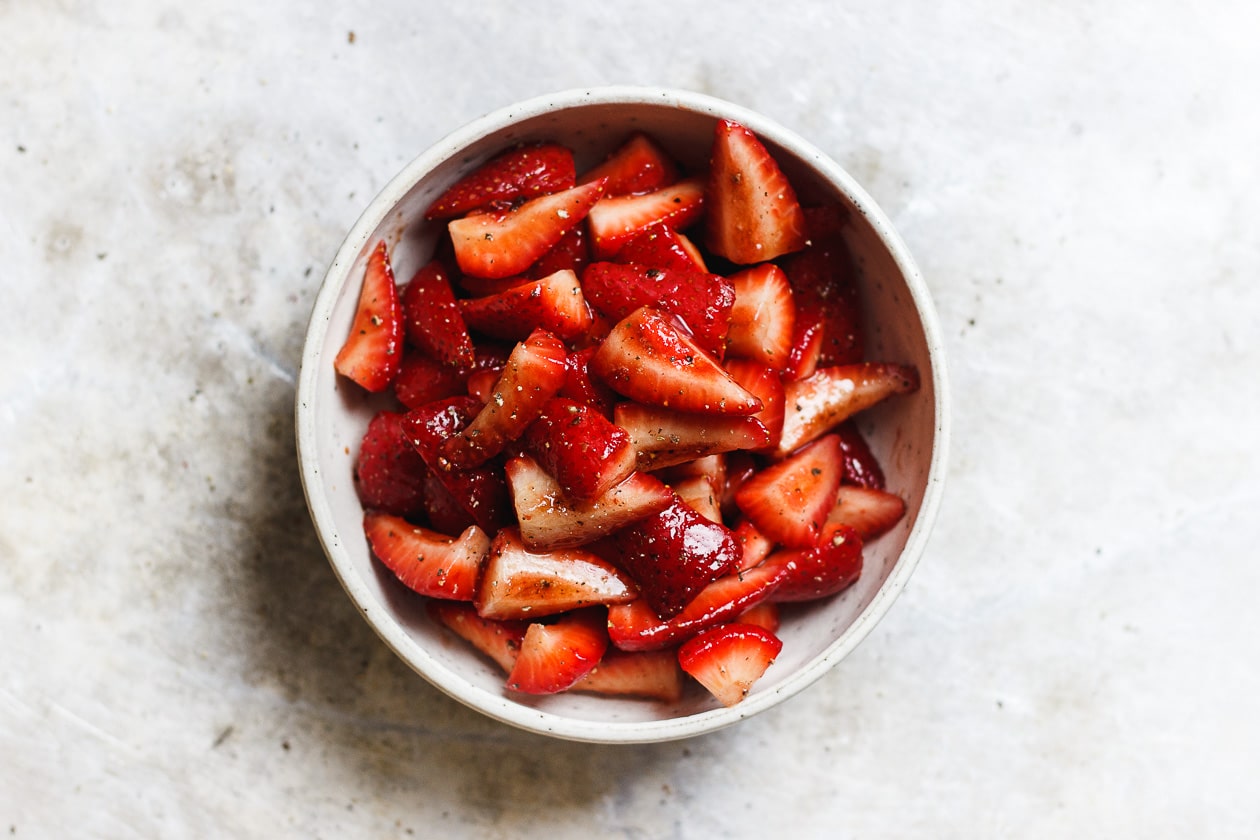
297,89,947,743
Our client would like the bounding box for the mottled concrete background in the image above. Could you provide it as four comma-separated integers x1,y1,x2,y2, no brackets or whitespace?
2,2,1258,837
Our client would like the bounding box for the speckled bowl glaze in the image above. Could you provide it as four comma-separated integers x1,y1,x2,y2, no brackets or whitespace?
295,86,949,743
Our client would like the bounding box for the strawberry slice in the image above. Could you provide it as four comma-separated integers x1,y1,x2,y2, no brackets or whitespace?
558,346,617,417
581,261,734,359
355,410,430,519
507,607,609,694
825,486,907,540
590,307,761,416
672,475,722,524
474,528,637,620
612,222,707,273
834,420,886,489
420,470,476,536
426,143,576,220
654,453,727,492
579,132,680,196
607,559,789,651
522,398,636,502
719,452,758,521
459,269,595,343
506,454,672,550
723,359,785,454
731,518,774,572
768,524,864,602
736,601,781,633
678,623,782,707
735,434,844,548
449,179,605,279
614,402,770,471
705,120,807,264
400,258,475,367
726,263,796,368
780,205,865,366
777,363,920,456
426,600,528,673
442,328,568,469
783,317,825,382
363,513,489,600
393,344,510,410
587,177,706,259
334,240,403,392
529,222,590,279
572,648,683,702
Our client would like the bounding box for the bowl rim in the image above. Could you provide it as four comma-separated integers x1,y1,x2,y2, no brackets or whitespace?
295,85,951,743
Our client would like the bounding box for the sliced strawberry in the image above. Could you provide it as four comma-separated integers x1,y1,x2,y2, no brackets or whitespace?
363,513,488,600
723,359,785,453
835,420,886,489
400,258,475,367
653,453,727,493
456,273,534,298
671,475,722,525
731,518,774,572
726,263,796,368
522,398,636,502
825,486,907,540
705,120,807,264
614,402,770,471
393,344,510,409
507,607,608,694
529,222,590,279
426,143,576,220
735,434,844,548
612,222,707,273
590,307,761,416
780,205,865,366
449,179,605,279
736,601,781,633
581,261,734,358
678,622,782,707
783,317,825,382
559,346,617,416
587,177,706,259
334,240,403,391
769,524,864,602
506,454,673,550
719,451,757,521
464,368,500,403
355,410,429,519
442,328,568,469
777,363,920,456
475,528,636,620
572,648,683,702
459,269,595,343
426,600,527,673
579,132,680,196
420,470,476,536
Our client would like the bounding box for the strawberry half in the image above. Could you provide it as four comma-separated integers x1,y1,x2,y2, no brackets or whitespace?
590,307,761,416
613,222,707,273
363,513,489,600
506,454,672,550
705,120,807,264
426,600,527,673
355,410,430,519
726,263,796,368
735,434,844,548
768,524,864,602
449,179,605,279
825,486,907,540
723,358,786,454
334,240,403,392
587,177,706,259
579,132,680,196
426,143,576,219
678,622,782,707
400,258,475,367
572,648,684,702
507,607,609,695
474,528,637,620
522,397,636,502
614,402,770,471
777,363,920,456
835,420,886,489
459,269,594,343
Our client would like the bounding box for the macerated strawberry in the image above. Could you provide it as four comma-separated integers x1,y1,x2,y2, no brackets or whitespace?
825,486,907,541
777,363,920,456
456,273,534,298
587,177,706,259
335,240,403,391
355,411,430,519
614,402,770,471
400,258,475,367
726,263,796,368
522,398,636,502
723,358,785,453
529,222,591,279
613,222,707,273
595,494,739,619
426,600,527,673
581,261,734,359
780,205,865,366
572,648,683,702
506,454,673,550
459,268,595,343
393,344,510,409
590,307,761,415
449,179,605,279
420,470,476,536
678,622,782,707
735,434,844,548
441,329,568,469
653,454,727,494
768,524,864,602
475,528,637,620
426,143,576,220
558,346,617,417
363,513,489,600
672,475,722,524
507,607,609,694
579,132,680,196
731,518,774,572
834,420,886,489
737,601,781,633
783,317,825,382
705,120,807,264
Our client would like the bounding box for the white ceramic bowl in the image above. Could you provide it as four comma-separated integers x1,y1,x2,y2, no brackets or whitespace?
295,86,949,743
